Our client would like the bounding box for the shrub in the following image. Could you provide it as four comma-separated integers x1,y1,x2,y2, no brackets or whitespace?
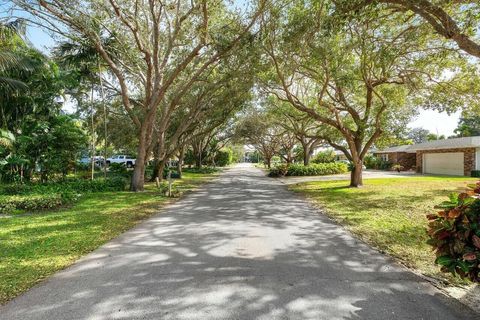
109,163,128,175
0,178,126,215
158,181,182,198
0,200,15,214
364,154,380,169
426,182,480,282
268,164,289,177
271,156,281,166
379,160,393,170
183,167,219,174
3,183,32,195
472,170,480,178
2,178,127,196
0,193,72,215
312,150,336,164
269,163,348,177
364,154,391,170
392,164,404,172
215,148,233,167
163,168,181,179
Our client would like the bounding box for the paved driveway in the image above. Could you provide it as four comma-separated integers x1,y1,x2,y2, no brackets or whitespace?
0,164,476,319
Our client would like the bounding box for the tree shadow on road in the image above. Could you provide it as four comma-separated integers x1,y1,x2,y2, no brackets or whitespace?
1,168,476,320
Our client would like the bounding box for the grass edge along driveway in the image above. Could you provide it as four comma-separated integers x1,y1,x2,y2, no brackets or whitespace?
0,170,219,304
290,176,478,285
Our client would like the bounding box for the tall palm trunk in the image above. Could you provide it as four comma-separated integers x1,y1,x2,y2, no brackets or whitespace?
90,86,95,180
98,61,108,179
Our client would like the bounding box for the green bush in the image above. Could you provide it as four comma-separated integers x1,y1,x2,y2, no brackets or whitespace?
269,163,348,177
472,170,480,178
0,178,127,215
268,164,289,177
183,167,219,174
364,154,391,170
158,181,182,198
312,150,336,164
426,182,480,282
364,154,380,169
163,168,181,179
215,148,233,167
379,160,393,170
109,163,129,175
3,177,127,195
270,156,281,167
392,164,404,172
0,193,76,215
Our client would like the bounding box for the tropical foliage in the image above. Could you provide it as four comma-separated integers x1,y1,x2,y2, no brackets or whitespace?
269,162,348,177
427,183,480,282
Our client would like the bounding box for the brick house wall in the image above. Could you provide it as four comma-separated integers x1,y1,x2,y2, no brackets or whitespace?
415,148,476,176
392,152,416,170
373,152,416,170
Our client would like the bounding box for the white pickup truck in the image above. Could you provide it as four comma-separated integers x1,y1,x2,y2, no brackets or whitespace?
106,155,136,168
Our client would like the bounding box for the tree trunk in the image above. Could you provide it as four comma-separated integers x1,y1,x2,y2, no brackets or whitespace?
350,160,363,187
195,154,202,169
177,150,184,179
90,86,95,181
98,58,108,179
303,143,311,166
158,159,167,182
266,157,272,169
151,157,167,182
130,134,148,192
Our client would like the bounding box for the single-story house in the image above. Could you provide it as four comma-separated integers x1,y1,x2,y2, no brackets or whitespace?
374,136,480,176
373,145,416,170
334,150,348,161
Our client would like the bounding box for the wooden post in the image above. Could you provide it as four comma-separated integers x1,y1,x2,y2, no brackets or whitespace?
155,177,160,188
167,170,172,197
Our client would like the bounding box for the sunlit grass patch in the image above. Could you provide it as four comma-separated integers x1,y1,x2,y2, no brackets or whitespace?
290,176,478,284
0,170,218,304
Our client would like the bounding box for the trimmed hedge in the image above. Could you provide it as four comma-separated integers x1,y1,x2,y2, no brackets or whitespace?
0,177,127,215
3,177,127,195
472,170,480,178
183,167,219,174
0,193,79,214
269,163,349,177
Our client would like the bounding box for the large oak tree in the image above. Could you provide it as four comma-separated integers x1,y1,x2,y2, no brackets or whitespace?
16,0,263,191
263,0,467,186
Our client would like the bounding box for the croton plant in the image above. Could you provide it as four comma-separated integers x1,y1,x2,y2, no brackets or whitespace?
427,182,480,282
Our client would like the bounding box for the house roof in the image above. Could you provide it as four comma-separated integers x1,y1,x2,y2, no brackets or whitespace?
375,136,480,153
408,136,480,151
374,145,413,154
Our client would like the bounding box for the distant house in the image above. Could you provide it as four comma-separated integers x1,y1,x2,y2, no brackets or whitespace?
374,136,480,176
373,145,416,171
334,150,348,161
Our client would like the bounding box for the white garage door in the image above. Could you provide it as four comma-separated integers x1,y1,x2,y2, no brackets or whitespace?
424,152,464,176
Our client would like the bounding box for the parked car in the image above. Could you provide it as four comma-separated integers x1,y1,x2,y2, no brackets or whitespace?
78,156,105,166
106,155,136,168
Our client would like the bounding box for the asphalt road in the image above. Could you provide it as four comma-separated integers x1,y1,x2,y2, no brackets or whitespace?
0,164,477,320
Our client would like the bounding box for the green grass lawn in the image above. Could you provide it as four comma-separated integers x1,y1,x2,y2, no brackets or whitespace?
0,170,219,304
290,176,478,284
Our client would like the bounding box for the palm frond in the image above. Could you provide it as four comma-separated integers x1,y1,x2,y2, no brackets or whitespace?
0,77,28,93
0,19,26,42
0,129,15,148
0,51,35,74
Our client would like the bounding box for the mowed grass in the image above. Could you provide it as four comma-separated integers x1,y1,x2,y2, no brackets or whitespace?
290,176,478,283
0,170,219,304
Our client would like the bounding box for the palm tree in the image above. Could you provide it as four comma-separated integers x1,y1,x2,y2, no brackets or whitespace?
54,39,111,179
0,19,30,93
